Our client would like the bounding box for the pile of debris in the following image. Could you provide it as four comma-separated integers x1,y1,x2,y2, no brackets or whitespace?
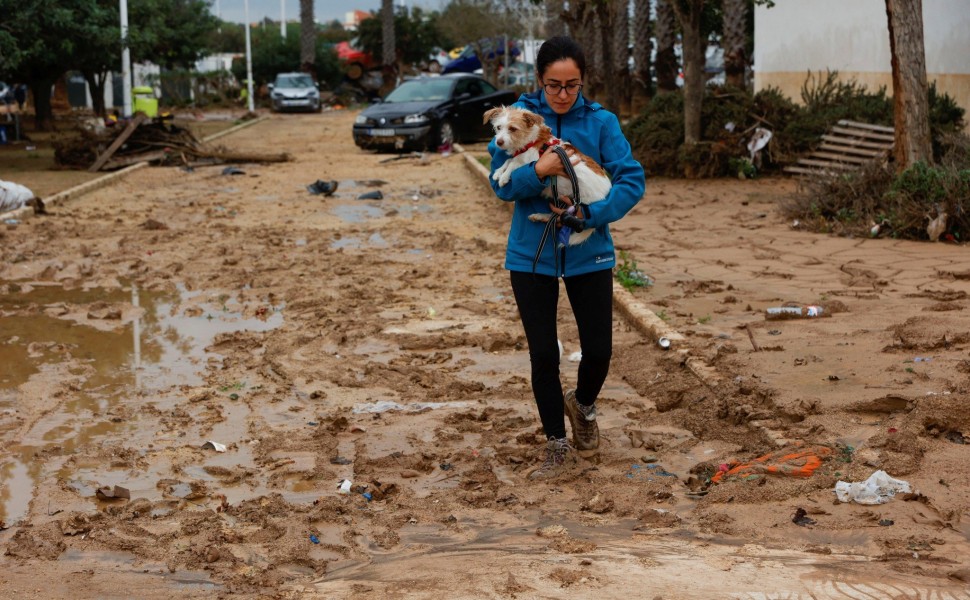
54,114,290,172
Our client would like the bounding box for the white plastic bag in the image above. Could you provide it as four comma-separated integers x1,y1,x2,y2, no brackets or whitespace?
834,470,912,504
0,179,35,213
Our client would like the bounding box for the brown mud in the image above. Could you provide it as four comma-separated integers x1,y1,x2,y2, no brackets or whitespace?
0,110,968,599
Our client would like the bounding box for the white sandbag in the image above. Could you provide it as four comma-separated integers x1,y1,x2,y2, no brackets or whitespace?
0,179,36,213
834,470,912,504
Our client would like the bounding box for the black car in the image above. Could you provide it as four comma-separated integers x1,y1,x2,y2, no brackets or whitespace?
353,74,517,152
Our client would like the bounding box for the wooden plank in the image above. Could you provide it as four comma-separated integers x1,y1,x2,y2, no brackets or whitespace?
89,114,148,172
103,150,168,169
818,142,887,158
784,165,841,176
839,119,895,134
830,126,895,143
820,134,893,151
796,158,855,170
807,151,872,165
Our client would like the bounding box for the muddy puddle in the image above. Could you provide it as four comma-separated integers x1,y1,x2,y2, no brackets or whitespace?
0,281,283,525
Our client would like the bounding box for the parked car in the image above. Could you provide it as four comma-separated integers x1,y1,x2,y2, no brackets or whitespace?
503,61,536,87
442,40,521,75
423,48,451,74
353,73,517,152
268,73,321,112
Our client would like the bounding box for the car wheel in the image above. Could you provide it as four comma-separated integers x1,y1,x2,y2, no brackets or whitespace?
346,63,364,80
428,60,441,74
436,119,455,149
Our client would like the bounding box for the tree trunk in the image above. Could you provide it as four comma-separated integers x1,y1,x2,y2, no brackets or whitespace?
611,0,631,116
30,79,57,131
299,0,315,75
654,0,678,93
885,0,932,169
672,0,705,145
381,0,395,66
82,70,108,118
561,1,598,96
631,0,653,109
544,0,566,38
722,0,748,89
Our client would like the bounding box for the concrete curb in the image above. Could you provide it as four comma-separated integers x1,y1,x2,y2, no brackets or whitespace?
458,144,721,391
3,114,270,223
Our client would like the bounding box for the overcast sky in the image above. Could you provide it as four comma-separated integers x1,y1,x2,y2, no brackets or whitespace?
214,0,448,26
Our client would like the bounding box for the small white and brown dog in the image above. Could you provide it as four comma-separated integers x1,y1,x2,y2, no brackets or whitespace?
484,106,611,245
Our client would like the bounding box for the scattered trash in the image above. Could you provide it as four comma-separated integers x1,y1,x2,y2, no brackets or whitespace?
765,305,830,320
834,470,912,505
767,330,781,336
307,179,338,196
724,121,736,132
439,463,453,471
229,393,239,401
427,306,436,318
307,421,319,427
658,337,671,350
309,534,320,544
362,492,373,501
357,190,383,200
4,218,20,225
913,356,932,363
879,519,895,526
747,127,773,161
0,179,39,213
945,430,965,444
791,507,816,527
330,456,352,465
712,444,832,483
351,400,472,414
646,464,677,477
568,351,583,362
828,374,841,381
337,479,352,494
96,485,131,500
221,166,245,176
201,441,227,452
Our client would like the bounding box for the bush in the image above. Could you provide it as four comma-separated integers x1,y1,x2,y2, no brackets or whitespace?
782,138,970,241
625,70,966,178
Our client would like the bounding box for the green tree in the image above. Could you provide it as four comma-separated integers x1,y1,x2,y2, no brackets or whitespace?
0,0,89,130
231,27,342,90
128,0,219,69
358,7,451,71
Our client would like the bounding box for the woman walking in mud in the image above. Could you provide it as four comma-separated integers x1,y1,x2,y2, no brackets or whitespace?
486,36,645,479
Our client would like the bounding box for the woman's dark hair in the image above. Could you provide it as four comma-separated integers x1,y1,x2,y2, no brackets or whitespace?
535,36,586,80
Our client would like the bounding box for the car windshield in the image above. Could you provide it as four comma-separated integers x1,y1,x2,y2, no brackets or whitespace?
384,79,454,103
276,75,314,88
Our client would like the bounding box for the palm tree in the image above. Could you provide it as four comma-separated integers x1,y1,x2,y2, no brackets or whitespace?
299,0,314,74
723,0,748,89
654,0,678,93
885,0,932,168
670,0,706,145
381,0,395,67
631,0,652,109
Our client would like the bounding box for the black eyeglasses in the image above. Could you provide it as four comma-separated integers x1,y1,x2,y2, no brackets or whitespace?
543,83,583,96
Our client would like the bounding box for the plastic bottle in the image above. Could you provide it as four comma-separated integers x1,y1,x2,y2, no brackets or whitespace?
764,305,830,320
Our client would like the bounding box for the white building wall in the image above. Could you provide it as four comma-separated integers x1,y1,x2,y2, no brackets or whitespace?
754,0,970,118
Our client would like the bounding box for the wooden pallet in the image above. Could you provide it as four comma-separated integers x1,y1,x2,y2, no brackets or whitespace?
784,119,894,176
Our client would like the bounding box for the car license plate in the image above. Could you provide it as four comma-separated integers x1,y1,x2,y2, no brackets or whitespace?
369,128,395,136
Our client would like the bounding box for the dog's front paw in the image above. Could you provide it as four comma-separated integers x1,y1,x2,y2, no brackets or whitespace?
497,171,512,187
528,213,552,223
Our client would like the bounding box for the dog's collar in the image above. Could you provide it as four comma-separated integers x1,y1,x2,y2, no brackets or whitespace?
512,138,560,158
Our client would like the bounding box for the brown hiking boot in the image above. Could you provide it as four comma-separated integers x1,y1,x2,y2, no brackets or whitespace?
564,389,599,451
528,437,576,480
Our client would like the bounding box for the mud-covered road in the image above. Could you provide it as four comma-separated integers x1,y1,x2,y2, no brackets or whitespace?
1,110,969,599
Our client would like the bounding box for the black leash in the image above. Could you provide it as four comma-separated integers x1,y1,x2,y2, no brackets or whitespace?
532,145,585,274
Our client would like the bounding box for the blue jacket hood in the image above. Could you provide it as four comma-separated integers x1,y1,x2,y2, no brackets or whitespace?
487,90,645,277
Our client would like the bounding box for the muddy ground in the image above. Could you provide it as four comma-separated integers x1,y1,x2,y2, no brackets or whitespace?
1,109,969,599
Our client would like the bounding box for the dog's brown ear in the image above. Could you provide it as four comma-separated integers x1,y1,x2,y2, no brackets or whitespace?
522,111,542,129
483,106,502,125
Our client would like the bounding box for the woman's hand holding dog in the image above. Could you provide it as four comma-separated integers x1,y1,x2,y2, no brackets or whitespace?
534,148,579,180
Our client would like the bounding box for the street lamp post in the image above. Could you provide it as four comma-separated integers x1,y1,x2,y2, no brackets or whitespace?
244,0,255,113
120,0,133,118
281,0,286,38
